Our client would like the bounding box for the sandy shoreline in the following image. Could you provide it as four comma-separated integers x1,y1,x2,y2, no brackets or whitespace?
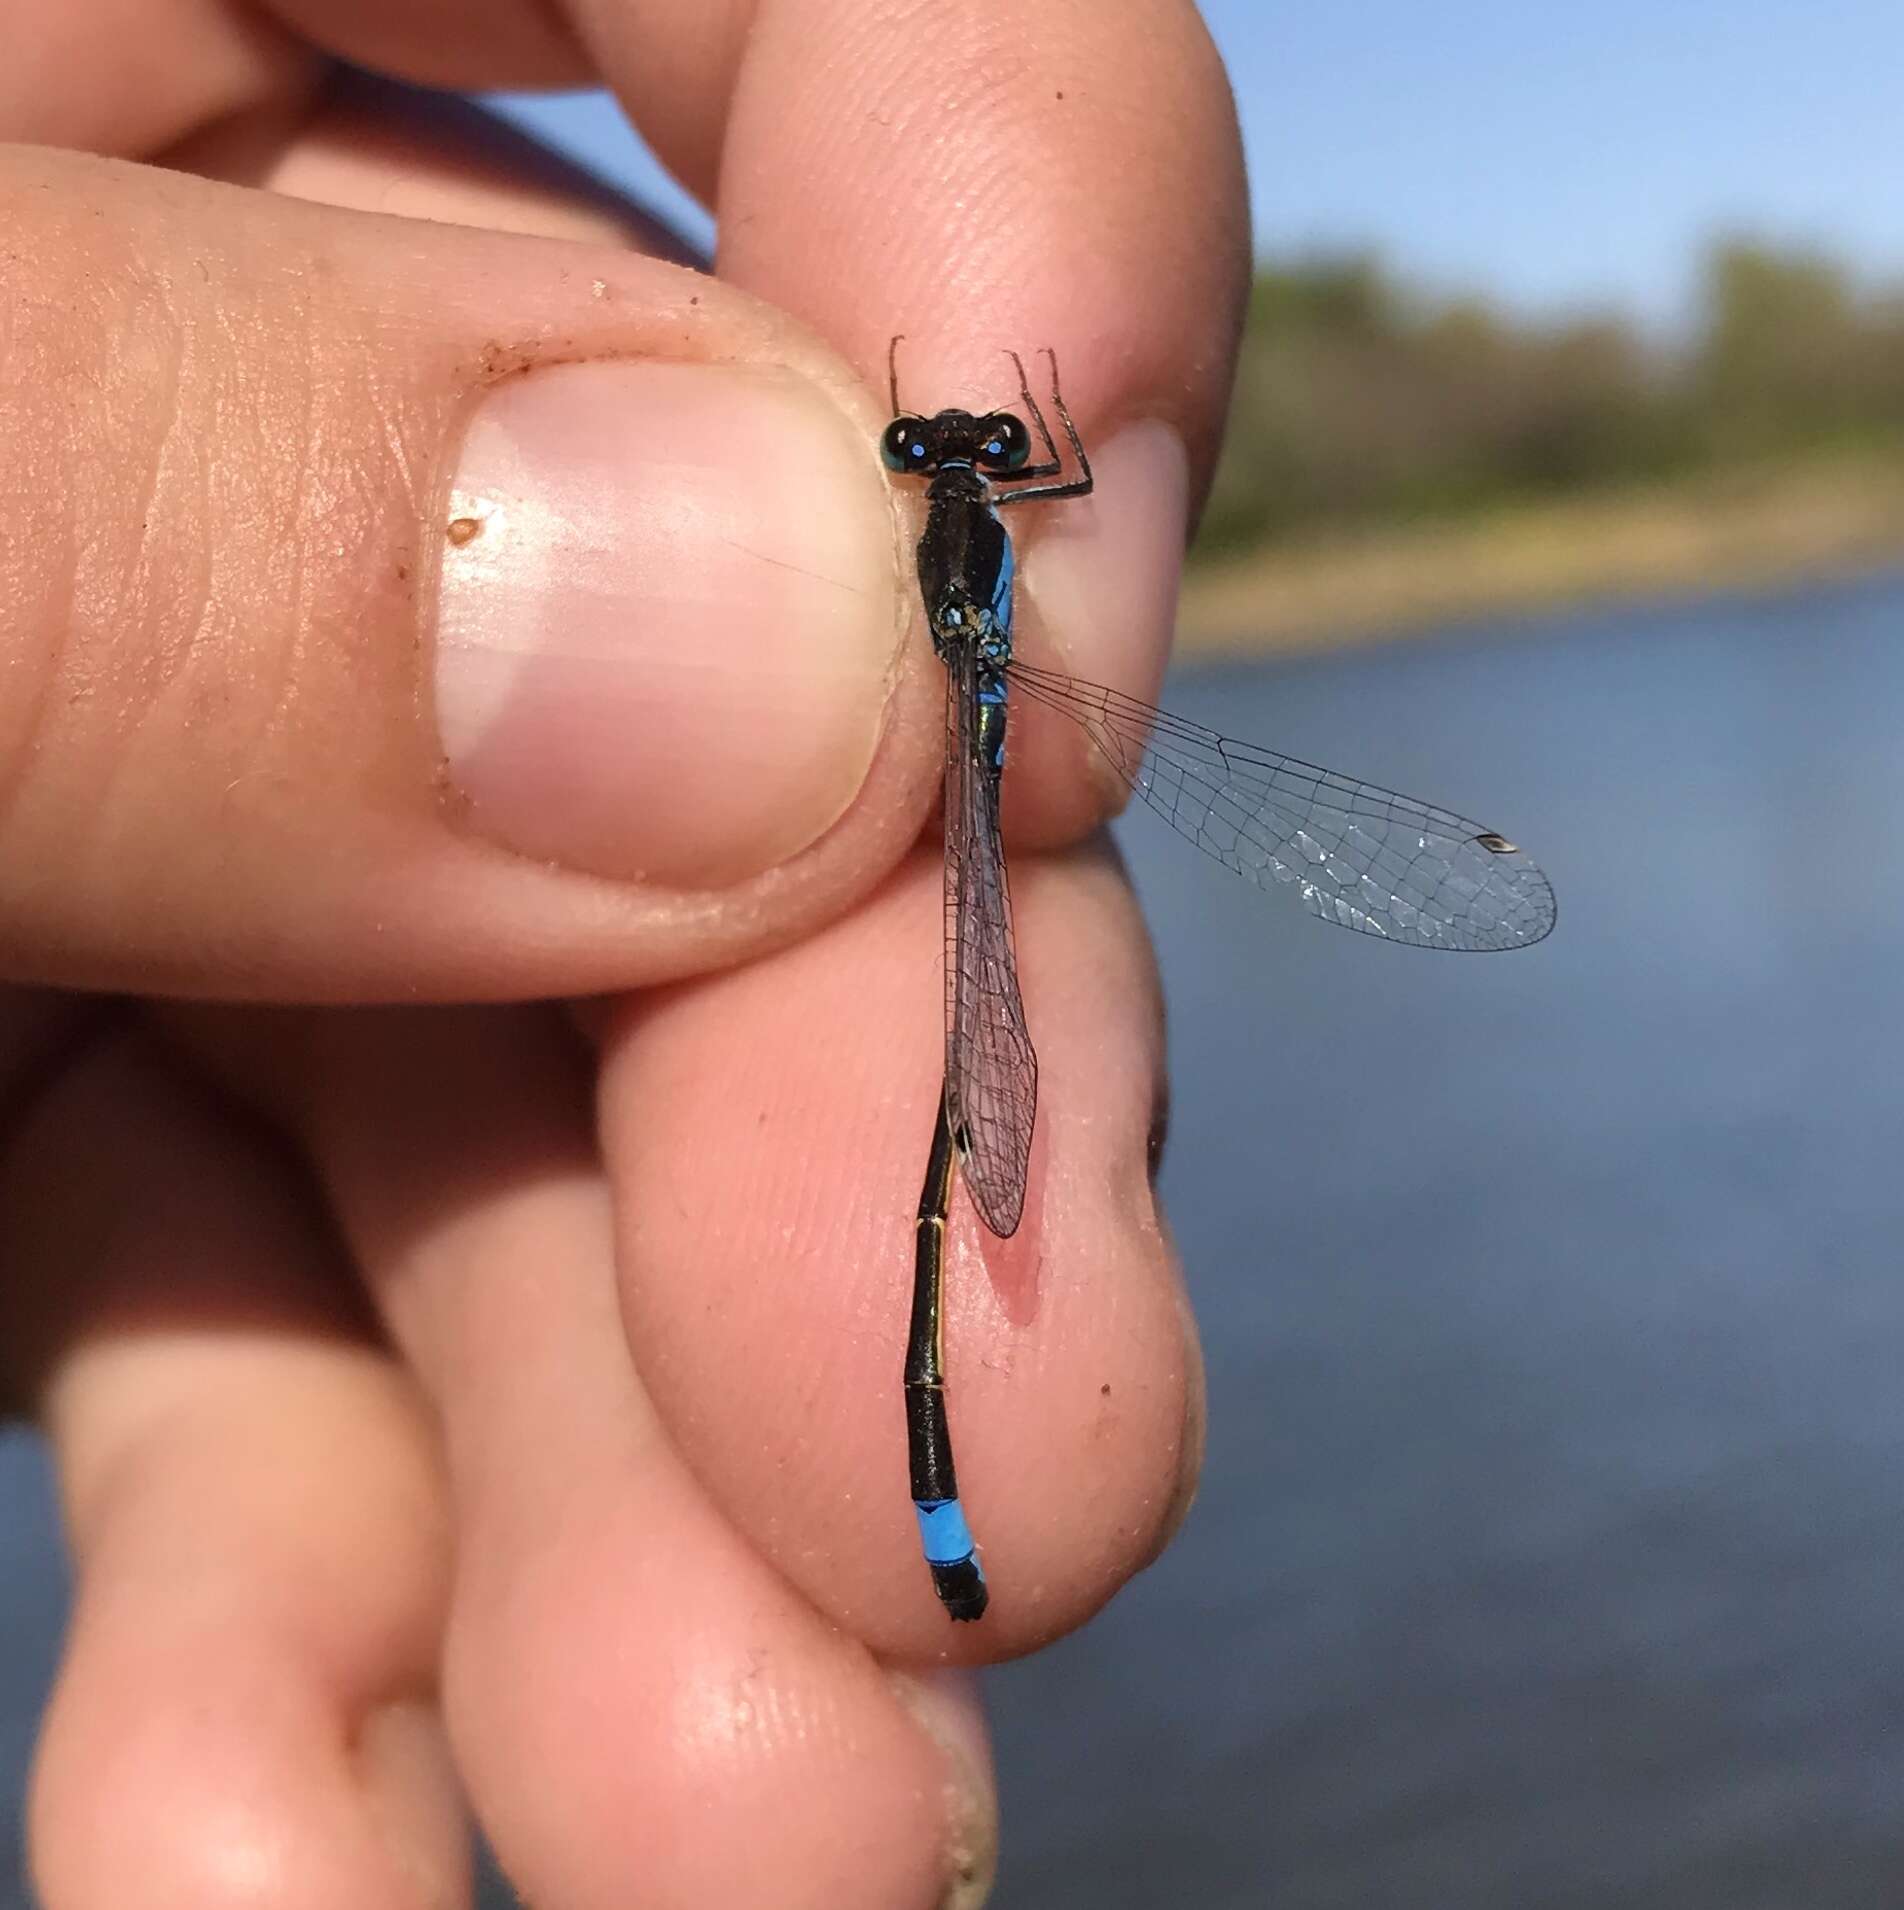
1176,452,1904,657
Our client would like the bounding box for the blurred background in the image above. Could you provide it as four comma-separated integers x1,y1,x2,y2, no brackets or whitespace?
9,2,1904,1904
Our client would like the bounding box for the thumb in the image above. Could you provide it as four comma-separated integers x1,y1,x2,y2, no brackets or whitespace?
0,145,913,1000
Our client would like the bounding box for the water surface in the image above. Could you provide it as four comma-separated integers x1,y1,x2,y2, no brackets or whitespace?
992,570,1904,1907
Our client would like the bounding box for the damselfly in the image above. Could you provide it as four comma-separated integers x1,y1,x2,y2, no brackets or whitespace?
883,342,1555,1621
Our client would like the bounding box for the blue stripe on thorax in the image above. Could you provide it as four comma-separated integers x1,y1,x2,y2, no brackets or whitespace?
988,517,1016,649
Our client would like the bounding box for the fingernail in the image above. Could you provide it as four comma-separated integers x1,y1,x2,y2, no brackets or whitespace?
434,361,897,887
1021,419,1189,709
887,1669,997,1909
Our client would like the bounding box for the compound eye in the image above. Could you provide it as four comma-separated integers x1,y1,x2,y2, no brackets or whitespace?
977,413,1032,472
881,417,932,472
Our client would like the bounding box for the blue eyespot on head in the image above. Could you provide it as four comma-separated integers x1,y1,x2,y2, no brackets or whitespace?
881,416,932,472
975,412,1033,473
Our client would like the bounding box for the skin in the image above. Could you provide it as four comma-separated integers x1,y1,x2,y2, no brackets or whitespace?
0,4,1248,1905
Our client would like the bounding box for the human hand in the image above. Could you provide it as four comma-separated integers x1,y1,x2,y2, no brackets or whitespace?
0,2,1248,1903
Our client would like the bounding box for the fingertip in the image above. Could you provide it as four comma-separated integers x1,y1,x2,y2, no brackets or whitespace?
447,1464,984,1910
886,1669,998,1909
1025,419,1188,686
1012,418,1190,839
244,1004,994,1908
601,840,1192,1653
0,1032,464,1910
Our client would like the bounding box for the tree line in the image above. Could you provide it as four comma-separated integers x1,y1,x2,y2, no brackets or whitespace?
1197,239,1904,558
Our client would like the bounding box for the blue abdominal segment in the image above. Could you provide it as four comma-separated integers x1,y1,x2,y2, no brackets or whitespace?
914,1496,988,1620
914,1496,978,1565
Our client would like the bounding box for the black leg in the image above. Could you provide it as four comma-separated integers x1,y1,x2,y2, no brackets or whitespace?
994,347,1094,507
887,333,906,418
997,348,1064,479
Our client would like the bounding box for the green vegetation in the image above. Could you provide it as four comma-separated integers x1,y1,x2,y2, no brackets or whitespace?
1194,238,1904,565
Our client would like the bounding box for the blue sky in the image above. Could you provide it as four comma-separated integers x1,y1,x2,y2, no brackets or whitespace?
489,0,1904,325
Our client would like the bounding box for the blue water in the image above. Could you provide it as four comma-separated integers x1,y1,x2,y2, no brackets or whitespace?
4,573,1904,1905
990,569,1904,1907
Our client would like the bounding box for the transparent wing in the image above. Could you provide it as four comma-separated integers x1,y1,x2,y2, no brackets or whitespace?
1007,660,1556,951
942,646,1037,1238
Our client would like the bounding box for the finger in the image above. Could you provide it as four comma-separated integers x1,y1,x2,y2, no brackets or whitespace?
0,1027,466,1908
257,0,594,91
1,145,932,999
601,839,1202,1657
586,0,1251,842
173,71,702,263
4,2,317,158
179,1002,1000,1909
5,0,594,157
712,0,1247,479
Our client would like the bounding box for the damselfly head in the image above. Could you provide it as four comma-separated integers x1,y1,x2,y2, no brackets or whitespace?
881,409,1033,476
